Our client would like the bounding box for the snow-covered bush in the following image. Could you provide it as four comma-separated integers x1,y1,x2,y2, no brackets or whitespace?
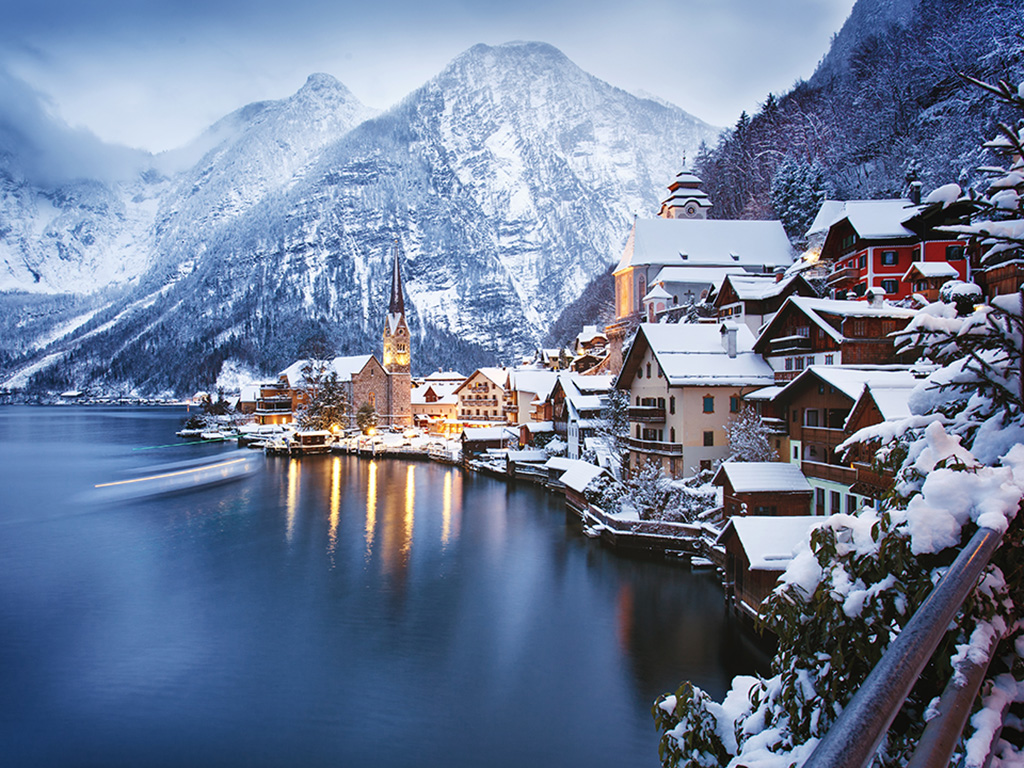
726,405,779,463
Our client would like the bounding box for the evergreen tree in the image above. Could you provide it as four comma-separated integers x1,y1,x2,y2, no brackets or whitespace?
725,405,779,463
771,157,835,244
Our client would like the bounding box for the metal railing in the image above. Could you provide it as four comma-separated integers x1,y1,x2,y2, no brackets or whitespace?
805,526,1004,768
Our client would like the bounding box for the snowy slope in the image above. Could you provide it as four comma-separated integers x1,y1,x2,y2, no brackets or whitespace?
0,42,719,395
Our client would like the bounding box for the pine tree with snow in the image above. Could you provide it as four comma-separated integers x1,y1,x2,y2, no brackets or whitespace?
653,76,1024,768
771,157,835,245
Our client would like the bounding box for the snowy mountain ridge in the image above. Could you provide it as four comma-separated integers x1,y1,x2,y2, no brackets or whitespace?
0,42,718,395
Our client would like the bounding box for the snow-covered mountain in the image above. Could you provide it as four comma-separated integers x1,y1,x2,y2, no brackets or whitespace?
0,42,718,395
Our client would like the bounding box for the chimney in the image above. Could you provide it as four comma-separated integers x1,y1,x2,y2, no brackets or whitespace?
721,323,738,358
909,180,922,205
774,267,786,283
866,286,885,307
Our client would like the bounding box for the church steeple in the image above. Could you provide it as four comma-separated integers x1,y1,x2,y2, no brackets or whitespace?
658,158,712,219
388,241,405,315
382,241,410,375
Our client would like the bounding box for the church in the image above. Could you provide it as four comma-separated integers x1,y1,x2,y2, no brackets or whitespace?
604,167,795,371
380,243,413,426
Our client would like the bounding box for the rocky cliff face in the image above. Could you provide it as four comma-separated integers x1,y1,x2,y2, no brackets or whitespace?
0,42,717,395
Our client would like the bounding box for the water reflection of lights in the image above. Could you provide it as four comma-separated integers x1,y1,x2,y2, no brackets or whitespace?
365,461,377,558
328,457,341,556
402,464,415,557
442,470,452,546
286,458,299,542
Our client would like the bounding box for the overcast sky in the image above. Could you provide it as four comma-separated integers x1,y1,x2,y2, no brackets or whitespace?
1,0,858,154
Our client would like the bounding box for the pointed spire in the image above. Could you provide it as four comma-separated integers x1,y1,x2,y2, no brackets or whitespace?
389,240,405,316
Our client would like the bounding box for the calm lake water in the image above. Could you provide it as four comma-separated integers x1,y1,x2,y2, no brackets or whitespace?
0,406,769,767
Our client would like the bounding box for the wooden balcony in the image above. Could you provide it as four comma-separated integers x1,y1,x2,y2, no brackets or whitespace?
626,437,683,455
768,335,812,354
802,460,855,485
827,266,861,287
628,406,666,423
801,425,846,448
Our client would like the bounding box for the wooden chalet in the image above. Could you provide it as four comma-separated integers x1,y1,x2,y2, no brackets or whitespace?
712,461,812,519
713,272,817,336
753,295,917,383
719,516,820,622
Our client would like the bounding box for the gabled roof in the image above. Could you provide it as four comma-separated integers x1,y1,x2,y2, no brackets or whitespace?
821,199,924,241
279,355,376,387
718,273,814,303
643,283,673,301
720,516,822,571
651,266,747,288
454,367,508,394
617,323,774,388
773,365,921,406
557,460,608,494
508,369,558,400
902,262,959,280
425,370,466,381
712,462,812,494
754,296,917,352
843,378,918,432
615,218,794,273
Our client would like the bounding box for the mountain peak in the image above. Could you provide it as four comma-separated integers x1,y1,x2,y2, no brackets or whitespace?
300,72,347,94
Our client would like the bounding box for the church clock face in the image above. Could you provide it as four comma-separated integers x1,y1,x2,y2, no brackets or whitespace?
683,202,699,218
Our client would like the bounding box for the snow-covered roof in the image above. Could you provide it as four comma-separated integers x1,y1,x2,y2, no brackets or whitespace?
902,262,959,280
659,353,774,387
722,516,822,571
615,218,794,273
238,383,260,402
506,449,549,463
576,326,607,345
279,355,374,386
651,266,747,288
627,323,774,387
558,461,607,494
643,283,673,301
509,369,558,401
713,462,812,494
776,365,921,404
841,199,924,239
544,457,578,472
640,322,758,354
425,370,466,381
760,296,917,347
461,426,518,441
806,200,848,237
743,385,785,401
722,274,798,301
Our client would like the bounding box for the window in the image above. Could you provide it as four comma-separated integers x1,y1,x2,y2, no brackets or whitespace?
657,397,665,409
847,495,857,515
796,326,810,337
946,244,965,261
815,488,825,515
635,396,640,406
806,356,815,368
794,357,805,371
669,427,675,443
881,278,899,294
636,425,640,438
700,460,712,473
858,254,867,269
785,358,793,371
646,362,651,378
793,445,799,460
657,365,663,379
831,491,841,514
730,396,740,413
805,410,819,427
703,396,714,413
669,396,676,415
881,250,898,266
825,354,834,365
703,430,714,447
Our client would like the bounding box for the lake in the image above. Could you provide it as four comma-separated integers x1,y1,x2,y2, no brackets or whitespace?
0,406,768,767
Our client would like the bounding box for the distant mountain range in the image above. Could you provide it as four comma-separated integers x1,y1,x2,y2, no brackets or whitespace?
0,41,717,395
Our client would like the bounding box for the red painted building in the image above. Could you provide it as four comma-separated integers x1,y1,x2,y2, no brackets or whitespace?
818,199,973,301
